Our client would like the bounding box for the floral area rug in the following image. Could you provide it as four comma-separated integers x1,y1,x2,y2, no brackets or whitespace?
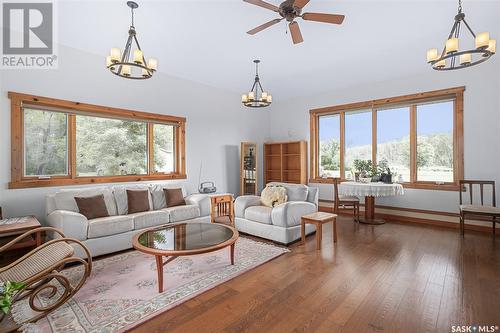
13,237,289,333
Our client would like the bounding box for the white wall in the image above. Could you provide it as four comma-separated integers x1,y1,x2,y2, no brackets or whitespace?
269,58,500,214
0,46,271,222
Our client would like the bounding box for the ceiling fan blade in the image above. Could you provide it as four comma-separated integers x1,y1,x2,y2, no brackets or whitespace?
293,0,310,9
302,13,345,24
243,0,280,12
247,18,282,35
289,22,304,44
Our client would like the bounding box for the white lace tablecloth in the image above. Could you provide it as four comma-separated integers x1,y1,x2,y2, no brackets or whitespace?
339,182,404,198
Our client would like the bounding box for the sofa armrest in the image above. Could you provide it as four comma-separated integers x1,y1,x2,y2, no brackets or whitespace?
185,194,210,217
46,210,89,241
234,195,261,218
271,202,317,228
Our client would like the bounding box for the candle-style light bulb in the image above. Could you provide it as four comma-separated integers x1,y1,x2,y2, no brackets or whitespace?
110,48,121,62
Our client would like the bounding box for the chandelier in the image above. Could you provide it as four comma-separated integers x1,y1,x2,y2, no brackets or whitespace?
106,1,157,79
241,60,272,108
427,0,495,70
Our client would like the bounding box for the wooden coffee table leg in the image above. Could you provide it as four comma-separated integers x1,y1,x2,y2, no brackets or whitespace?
155,255,164,293
316,223,322,250
333,218,337,243
230,243,235,265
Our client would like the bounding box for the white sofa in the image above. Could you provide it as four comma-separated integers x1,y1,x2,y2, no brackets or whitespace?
46,183,210,257
234,182,318,244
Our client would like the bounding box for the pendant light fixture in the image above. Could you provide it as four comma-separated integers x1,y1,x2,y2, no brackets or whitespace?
427,0,495,70
242,60,272,108
106,1,157,79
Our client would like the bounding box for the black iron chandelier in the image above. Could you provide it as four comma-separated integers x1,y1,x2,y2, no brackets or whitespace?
106,1,157,79
427,0,495,70
241,60,272,108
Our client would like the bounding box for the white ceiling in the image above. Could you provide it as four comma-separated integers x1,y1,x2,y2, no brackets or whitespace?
58,0,500,99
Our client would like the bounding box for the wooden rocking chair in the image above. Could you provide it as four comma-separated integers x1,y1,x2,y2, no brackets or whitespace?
0,227,92,332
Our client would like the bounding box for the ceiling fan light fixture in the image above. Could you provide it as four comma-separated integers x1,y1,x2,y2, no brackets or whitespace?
244,0,345,45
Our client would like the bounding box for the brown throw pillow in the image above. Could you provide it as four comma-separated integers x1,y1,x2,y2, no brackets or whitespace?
127,190,150,214
75,194,109,220
164,188,186,207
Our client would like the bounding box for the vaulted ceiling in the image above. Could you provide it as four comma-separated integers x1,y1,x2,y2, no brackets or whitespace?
58,0,500,99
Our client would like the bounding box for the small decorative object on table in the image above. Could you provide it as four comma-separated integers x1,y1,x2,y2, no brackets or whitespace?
210,193,235,226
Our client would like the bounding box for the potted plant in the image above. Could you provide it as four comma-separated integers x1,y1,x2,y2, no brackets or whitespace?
0,281,25,316
353,159,375,183
377,159,393,184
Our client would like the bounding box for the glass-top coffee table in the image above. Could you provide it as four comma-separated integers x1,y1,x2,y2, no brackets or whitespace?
132,222,239,292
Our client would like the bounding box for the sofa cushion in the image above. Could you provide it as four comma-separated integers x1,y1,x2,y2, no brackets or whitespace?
112,185,153,215
162,204,200,222
244,206,273,225
261,186,287,208
54,187,117,216
268,182,308,202
75,194,109,220
130,210,170,230
127,190,151,214
87,215,134,239
164,188,186,207
150,184,187,210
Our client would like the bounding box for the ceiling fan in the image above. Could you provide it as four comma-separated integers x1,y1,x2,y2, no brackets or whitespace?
244,0,345,44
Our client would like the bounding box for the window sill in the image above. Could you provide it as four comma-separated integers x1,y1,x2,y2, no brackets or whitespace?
9,173,187,189
309,178,460,191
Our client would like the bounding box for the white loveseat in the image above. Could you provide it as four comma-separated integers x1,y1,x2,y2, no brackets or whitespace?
46,183,210,257
234,182,318,244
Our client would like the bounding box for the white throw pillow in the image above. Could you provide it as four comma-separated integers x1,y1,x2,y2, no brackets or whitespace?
261,185,288,208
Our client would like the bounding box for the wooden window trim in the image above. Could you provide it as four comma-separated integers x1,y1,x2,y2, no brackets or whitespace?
309,86,465,191
9,92,187,189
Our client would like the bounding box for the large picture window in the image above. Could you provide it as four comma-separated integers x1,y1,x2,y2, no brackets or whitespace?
9,92,186,189
310,87,464,190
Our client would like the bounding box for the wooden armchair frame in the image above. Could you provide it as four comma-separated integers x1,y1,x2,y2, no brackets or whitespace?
0,227,92,332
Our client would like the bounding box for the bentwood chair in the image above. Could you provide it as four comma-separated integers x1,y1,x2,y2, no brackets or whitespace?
459,180,500,237
0,227,92,332
333,178,360,222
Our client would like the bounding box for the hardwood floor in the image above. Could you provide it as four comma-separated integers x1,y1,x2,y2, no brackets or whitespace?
131,217,500,333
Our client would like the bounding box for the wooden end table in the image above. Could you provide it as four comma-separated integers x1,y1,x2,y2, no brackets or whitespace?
210,194,234,226
301,212,337,250
0,216,42,250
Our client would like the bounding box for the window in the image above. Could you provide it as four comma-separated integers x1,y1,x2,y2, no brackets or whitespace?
24,108,68,177
345,110,372,178
318,114,341,177
377,107,410,182
76,116,148,177
310,87,464,190
416,101,454,182
9,92,186,189
153,124,175,174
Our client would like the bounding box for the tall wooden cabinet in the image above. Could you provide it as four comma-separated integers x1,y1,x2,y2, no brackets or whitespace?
264,141,307,185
